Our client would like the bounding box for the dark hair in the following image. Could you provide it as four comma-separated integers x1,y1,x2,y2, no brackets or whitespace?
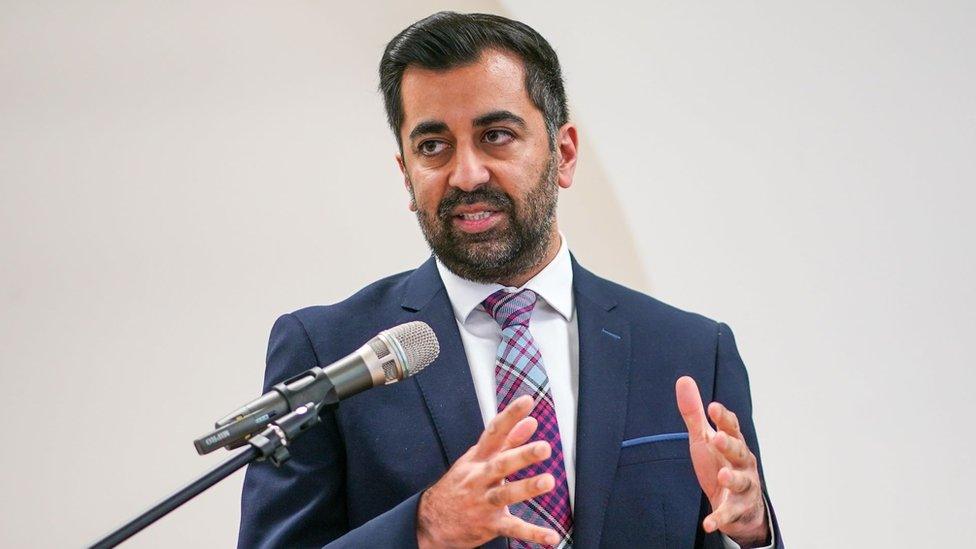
379,11,568,148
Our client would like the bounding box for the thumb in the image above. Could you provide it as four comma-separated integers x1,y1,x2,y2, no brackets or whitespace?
675,376,709,441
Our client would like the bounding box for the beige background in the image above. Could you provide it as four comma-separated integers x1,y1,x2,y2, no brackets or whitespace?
1,1,973,547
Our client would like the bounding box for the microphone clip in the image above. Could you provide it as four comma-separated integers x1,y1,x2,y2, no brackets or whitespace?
247,401,327,467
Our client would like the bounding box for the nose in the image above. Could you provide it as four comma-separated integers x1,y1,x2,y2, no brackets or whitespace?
447,140,490,192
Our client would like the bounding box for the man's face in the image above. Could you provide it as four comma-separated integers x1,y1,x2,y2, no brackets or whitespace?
396,49,575,283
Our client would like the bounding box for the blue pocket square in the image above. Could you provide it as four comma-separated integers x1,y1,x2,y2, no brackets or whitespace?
621,432,689,448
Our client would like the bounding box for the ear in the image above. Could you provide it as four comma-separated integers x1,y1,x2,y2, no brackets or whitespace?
396,153,417,212
555,123,579,190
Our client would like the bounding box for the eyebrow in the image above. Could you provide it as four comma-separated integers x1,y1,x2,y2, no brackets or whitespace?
407,110,527,143
473,110,527,129
408,120,449,142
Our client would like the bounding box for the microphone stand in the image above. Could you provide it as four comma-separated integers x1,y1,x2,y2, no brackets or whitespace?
88,397,336,548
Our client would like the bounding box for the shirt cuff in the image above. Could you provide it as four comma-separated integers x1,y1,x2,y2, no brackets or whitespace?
719,494,775,549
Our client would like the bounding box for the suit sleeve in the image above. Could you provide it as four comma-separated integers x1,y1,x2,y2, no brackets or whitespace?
707,322,784,549
237,313,422,549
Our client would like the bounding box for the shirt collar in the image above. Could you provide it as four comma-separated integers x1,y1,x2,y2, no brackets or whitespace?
435,232,574,324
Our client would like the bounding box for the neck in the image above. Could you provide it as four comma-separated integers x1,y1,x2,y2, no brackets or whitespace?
496,228,562,288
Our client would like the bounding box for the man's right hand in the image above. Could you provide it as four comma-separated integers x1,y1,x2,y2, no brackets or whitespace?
416,394,560,548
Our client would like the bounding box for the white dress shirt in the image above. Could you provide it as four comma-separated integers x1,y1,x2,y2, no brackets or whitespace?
434,234,772,549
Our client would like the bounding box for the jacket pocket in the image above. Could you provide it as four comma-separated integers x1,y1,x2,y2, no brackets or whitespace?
618,434,690,466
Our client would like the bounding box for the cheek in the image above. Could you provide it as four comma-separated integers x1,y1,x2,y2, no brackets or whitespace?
409,173,447,211
491,163,536,197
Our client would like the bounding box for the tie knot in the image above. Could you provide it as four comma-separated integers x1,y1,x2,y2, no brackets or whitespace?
482,288,538,329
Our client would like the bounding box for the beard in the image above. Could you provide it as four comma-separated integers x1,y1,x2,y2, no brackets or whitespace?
412,153,559,284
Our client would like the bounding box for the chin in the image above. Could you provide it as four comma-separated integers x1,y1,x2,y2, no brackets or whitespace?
452,231,508,247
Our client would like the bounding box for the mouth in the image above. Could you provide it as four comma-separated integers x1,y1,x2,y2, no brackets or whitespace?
451,209,505,234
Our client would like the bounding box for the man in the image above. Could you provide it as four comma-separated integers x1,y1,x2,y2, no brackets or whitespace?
239,12,781,549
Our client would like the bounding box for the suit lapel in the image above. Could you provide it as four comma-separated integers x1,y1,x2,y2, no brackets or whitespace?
572,258,632,549
400,257,485,466
400,256,630,549
400,258,506,549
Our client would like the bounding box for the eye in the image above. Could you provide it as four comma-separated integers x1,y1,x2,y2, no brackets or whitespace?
418,140,449,156
483,129,515,145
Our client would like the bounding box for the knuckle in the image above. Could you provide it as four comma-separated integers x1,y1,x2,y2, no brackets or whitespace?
719,472,731,488
532,529,551,543
519,479,537,496
720,439,733,455
730,440,743,457
474,462,492,483
503,429,521,446
490,457,507,476
505,524,527,540
742,503,760,524
486,488,503,507
460,469,480,489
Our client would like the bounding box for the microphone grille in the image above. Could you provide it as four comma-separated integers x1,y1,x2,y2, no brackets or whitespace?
381,321,440,377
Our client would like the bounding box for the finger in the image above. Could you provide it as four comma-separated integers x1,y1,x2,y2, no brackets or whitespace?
485,473,554,507
708,402,743,440
675,376,710,441
711,431,753,468
718,466,753,494
496,515,561,546
485,440,551,484
474,395,535,458
703,499,753,533
500,416,539,452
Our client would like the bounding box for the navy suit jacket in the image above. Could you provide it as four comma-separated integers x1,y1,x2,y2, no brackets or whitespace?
238,256,782,548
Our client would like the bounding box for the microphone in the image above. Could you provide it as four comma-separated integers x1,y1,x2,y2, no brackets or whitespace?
193,321,439,455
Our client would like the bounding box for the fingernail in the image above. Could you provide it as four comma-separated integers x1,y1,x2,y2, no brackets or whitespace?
703,518,715,531
537,475,553,489
535,442,549,457
546,533,559,544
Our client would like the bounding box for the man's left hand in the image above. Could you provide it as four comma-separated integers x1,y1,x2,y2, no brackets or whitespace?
675,376,769,547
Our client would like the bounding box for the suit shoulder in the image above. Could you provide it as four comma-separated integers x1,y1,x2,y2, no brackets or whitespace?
587,271,721,336
286,267,416,328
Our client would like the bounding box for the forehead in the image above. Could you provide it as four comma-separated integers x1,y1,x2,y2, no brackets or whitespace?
399,49,540,134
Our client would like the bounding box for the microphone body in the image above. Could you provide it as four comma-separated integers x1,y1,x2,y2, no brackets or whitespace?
194,321,438,455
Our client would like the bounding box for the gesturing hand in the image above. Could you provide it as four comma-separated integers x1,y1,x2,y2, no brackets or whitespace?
416,394,560,549
675,376,769,547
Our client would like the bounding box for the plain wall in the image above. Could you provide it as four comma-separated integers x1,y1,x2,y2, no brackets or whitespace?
1,1,973,547
507,1,976,546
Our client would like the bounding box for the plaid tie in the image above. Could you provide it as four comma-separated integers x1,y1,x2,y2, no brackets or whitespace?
482,288,574,549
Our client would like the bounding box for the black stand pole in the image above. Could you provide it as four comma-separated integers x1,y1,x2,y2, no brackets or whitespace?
88,400,328,548
89,447,259,549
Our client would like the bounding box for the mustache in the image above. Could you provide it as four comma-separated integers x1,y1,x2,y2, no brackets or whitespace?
436,187,514,219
